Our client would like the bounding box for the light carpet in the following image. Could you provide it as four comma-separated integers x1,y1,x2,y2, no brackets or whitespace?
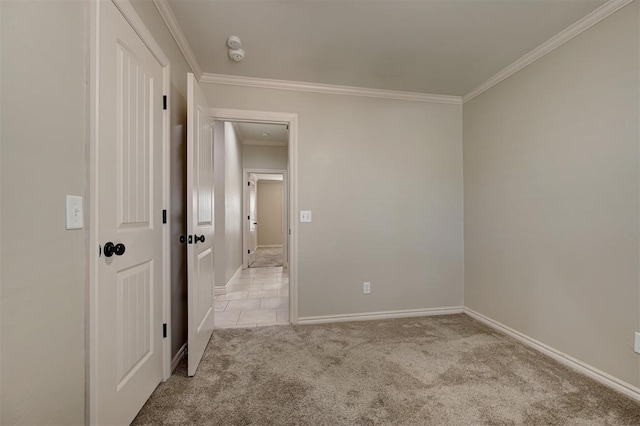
249,247,283,268
133,314,640,425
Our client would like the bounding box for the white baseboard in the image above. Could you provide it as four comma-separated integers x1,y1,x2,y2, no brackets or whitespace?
214,265,243,295
298,306,464,325
464,308,640,401
257,244,283,248
171,343,187,373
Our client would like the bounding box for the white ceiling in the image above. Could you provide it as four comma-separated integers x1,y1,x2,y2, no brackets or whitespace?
166,0,607,96
236,122,288,146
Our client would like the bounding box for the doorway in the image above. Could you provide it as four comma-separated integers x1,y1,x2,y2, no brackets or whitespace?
246,171,288,269
210,110,299,327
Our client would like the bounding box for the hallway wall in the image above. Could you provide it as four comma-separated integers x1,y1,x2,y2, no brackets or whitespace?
257,180,284,247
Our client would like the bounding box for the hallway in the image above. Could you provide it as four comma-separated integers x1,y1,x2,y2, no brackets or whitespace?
214,267,289,328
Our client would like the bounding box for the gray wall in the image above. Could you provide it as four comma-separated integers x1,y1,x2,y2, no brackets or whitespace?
202,84,465,317
463,2,639,387
1,1,87,423
224,123,244,282
243,145,288,170
257,180,284,246
131,0,191,360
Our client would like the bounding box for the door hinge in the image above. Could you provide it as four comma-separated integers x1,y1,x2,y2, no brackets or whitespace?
248,249,250,254
247,215,250,220
248,181,250,186
162,95,167,110
162,323,167,338
162,209,167,224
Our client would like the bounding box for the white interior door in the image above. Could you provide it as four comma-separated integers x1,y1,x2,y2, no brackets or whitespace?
248,177,258,266
96,1,164,424
187,73,215,376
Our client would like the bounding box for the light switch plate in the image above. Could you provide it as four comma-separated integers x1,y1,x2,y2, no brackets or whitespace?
634,332,640,354
66,195,83,229
300,210,312,223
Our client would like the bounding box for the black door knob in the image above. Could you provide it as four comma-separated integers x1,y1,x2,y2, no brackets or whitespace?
179,235,186,244
104,242,126,257
194,234,205,243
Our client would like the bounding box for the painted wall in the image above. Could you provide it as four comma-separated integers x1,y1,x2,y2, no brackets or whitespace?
243,145,288,170
257,180,284,246
1,1,86,423
202,84,464,317
463,2,639,387
131,0,192,360
224,123,244,282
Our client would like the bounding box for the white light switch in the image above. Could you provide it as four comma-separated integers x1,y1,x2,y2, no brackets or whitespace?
300,210,312,223
66,195,83,229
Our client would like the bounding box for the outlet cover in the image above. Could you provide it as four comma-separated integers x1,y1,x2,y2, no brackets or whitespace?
300,210,312,223
635,332,640,354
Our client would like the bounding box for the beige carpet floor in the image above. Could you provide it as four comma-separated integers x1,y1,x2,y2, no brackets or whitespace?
133,314,640,425
249,247,283,268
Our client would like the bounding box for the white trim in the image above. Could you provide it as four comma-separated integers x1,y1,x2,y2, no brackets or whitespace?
170,343,187,373
298,307,464,325
151,0,202,79
257,245,283,248
89,1,172,422
464,308,640,402
463,0,633,103
214,265,242,295
243,139,287,147
201,73,462,105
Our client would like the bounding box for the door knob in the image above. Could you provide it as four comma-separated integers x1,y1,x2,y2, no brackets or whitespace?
179,235,186,244
194,234,205,243
104,242,126,257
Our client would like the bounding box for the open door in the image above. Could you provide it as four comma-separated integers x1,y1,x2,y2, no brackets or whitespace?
248,176,258,266
187,73,215,376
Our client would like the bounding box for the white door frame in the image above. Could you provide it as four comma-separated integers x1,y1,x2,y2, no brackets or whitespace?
243,169,289,270
210,108,299,324
88,0,172,423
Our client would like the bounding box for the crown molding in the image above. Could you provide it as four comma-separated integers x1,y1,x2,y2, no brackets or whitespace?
200,73,463,105
243,139,288,147
463,0,633,103
152,0,202,79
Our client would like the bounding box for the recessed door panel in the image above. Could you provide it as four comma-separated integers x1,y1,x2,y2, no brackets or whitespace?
116,261,153,389
187,73,216,377
116,43,152,229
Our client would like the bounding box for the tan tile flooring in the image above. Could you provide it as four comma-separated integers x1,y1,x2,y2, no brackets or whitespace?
214,266,289,328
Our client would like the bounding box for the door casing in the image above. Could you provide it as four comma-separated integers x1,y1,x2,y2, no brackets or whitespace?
211,109,299,325
88,1,172,423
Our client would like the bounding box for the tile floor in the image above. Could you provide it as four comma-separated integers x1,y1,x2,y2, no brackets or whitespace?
214,266,289,328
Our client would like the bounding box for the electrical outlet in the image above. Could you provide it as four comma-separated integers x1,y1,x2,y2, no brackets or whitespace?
363,282,371,294
634,332,640,354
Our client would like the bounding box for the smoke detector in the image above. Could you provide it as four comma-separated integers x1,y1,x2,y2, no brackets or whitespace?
227,36,245,62
227,36,242,49
228,48,245,62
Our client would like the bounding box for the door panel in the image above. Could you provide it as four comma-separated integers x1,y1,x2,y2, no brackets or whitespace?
97,1,164,424
187,73,216,377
